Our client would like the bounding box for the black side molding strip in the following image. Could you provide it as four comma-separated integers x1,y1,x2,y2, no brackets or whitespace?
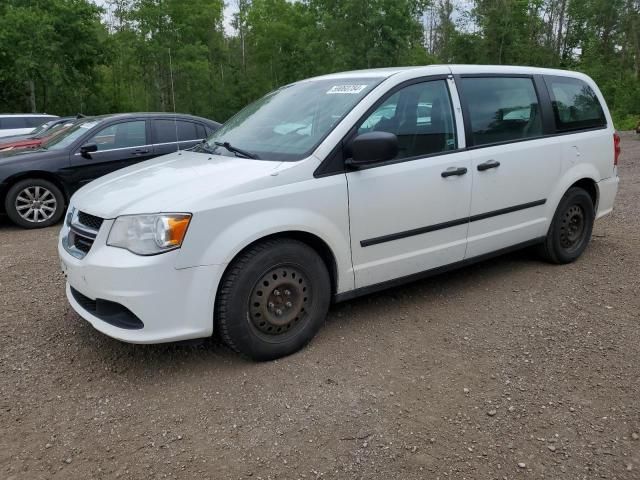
360,217,469,247
469,199,546,223
335,237,545,303
360,199,547,247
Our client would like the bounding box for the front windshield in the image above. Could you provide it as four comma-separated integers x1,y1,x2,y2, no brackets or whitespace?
42,119,101,151
44,122,75,140
205,78,382,161
30,121,55,136
36,122,66,138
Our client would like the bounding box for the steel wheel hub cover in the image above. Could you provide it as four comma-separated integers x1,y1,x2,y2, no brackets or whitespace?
560,204,585,248
250,266,310,335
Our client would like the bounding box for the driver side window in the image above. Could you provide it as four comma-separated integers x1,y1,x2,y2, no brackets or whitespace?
359,94,399,133
356,80,457,160
88,121,147,151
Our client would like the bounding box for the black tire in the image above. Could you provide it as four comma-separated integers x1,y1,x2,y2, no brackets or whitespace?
215,239,331,361
538,187,595,264
4,178,65,229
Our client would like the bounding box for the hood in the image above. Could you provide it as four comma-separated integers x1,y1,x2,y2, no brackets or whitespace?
0,133,32,144
0,138,42,150
0,146,53,161
71,150,283,219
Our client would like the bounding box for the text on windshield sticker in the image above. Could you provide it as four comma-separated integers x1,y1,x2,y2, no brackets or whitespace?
326,85,368,95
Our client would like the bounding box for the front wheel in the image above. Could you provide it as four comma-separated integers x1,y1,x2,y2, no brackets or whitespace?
215,239,331,361
538,187,595,264
5,178,65,229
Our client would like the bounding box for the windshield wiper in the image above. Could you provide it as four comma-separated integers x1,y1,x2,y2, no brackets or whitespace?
213,141,259,159
193,141,216,154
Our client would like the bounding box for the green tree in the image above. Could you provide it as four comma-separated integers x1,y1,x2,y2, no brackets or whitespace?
0,0,104,114
1,0,638,128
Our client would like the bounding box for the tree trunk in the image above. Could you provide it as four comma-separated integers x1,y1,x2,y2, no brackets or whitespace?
27,80,36,113
556,0,567,58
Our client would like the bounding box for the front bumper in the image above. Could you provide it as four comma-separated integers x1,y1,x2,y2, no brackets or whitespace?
59,222,224,344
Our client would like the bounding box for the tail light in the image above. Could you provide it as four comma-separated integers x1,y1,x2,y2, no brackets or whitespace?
613,132,621,166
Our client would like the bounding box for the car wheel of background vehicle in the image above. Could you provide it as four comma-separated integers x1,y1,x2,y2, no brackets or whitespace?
5,178,65,229
538,187,595,264
215,239,331,361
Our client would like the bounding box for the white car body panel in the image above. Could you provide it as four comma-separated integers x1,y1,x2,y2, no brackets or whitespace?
69,151,284,218
59,223,221,342
0,114,57,138
59,65,619,344
465,137,563,258
347,148,473,287
0,128,34,138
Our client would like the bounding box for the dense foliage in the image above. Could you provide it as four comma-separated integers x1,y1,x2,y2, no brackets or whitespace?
0,0,638,129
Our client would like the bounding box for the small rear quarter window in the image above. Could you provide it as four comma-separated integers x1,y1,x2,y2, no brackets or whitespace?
544,76,606,131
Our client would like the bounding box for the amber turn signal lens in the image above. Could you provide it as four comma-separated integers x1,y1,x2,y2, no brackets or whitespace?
167,215,191,246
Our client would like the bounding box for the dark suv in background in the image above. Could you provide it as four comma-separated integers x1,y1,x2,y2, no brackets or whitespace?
0,113,220,228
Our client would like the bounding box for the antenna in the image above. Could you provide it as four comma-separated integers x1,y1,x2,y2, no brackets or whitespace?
168,47,179,152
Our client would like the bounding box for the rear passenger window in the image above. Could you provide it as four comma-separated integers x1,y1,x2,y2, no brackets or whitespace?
0,117,27,129
154,120,200,143
25,117,49,128
357,80,457,160
461,77,542,146
544,76,606,131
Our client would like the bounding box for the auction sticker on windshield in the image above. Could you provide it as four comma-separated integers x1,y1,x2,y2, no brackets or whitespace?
326,85,368,94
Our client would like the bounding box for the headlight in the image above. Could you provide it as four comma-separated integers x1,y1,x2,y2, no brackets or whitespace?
107,213,192,255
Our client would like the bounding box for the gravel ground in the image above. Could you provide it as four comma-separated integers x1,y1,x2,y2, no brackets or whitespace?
1,133,639,480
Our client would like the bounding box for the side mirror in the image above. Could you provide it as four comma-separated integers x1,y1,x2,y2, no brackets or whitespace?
346,132,398,168
80,143,98,157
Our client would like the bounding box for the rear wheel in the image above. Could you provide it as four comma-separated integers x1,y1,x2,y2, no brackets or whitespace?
5,178,65,229
215,239,331,361
538,187,595,264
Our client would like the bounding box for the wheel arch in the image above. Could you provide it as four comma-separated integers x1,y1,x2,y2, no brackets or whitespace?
570,177,598,210
217,230,340,296
546,162,601,226
1,171,69,211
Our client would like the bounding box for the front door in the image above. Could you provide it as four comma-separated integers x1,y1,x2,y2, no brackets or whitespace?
71,120,154,186
346,78,472,288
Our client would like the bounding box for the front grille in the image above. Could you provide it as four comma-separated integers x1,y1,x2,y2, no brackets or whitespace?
78,211,104,231
65,211,104,259
70,287,144,330
73,235,94,253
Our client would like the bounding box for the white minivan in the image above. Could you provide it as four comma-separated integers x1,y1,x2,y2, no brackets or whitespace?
0,114,58,138
59,65,619,360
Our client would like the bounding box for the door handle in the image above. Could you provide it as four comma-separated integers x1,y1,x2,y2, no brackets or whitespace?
477,159,500,171
132,148,149,155
441,166,468,178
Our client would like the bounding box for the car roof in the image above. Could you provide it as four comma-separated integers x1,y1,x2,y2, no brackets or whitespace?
447,64,591,79
306,64,591,81
307,67,423,81
0,113,57,118
88,112,219,124
47,116,77,124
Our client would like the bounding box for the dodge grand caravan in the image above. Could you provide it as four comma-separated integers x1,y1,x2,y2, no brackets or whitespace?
59,65,619,360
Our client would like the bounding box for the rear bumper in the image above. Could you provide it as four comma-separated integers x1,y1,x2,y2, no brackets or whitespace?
596,175,619,219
